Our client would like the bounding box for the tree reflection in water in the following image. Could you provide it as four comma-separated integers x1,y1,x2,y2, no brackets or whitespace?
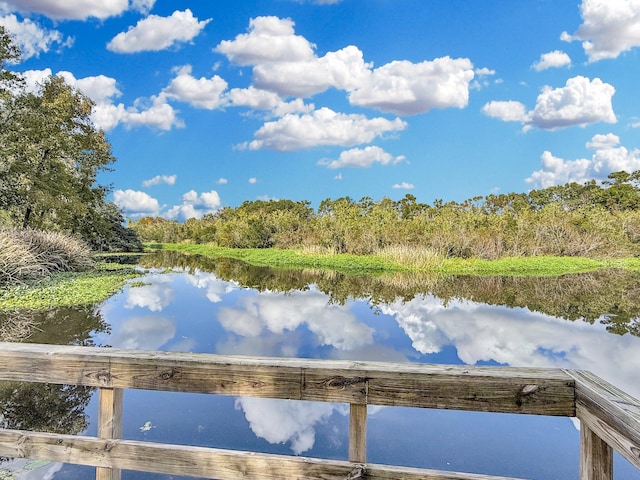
0,305,110,463
139,250,640,338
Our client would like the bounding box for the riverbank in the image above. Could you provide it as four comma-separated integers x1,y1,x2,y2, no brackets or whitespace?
156,243,640,276
0,262,141,311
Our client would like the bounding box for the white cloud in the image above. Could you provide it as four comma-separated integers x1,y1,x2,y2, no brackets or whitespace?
252,45,372,98
217,16,474,117
142,174,177,188
22,69,182,131
110,316,176,350
318,146,405,169
526,133,640,188
528,76,615,129
235,397,337,455
165,189,222,221
215,16,315,65
163,65,228,109
245,107,407,151
348,56,475,115
1,0,130,20
56,70,121,103
227,86,314,116
130,0,155,14
482,100,528,122
217,178,228,185
392,182,415,189
474,67,495,76
113,189,160,217
124,93,184,131
562,0,640,62
381,293,640,400
248,177,257,184
217,289,374,351
107,9,211,53
483,76,616,130
0,14,72,60
124,275,174,312
532,50,572,71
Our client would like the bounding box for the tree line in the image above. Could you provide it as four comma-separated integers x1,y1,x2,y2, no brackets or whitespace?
0,27,140,252
131,171,640,260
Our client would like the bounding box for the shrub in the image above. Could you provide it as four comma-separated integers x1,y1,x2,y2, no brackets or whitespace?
0,229,94,286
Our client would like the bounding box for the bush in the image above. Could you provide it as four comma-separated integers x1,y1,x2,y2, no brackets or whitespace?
0,229,94,286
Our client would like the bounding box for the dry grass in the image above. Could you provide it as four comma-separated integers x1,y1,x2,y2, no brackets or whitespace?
0,229,94,286
376,245,445,269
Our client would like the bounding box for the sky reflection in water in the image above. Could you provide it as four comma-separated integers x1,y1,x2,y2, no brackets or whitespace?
64,263,640,479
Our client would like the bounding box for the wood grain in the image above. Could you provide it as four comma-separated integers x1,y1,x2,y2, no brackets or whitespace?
0,342,575,415
0,428,526,480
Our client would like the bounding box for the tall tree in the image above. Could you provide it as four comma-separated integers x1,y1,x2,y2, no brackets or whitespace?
1,75,115,230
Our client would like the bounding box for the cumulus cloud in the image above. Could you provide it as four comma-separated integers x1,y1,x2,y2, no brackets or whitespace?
380,293,640,400
392,182,415,189
318,146,405,169
215,16,315,65
125,275,174,312
1,0,131,20
532,50,571,71
348,57,475,115
110,316,176,350
217,16,475,116
482,100,528,122
228,86,314,116
252,45,372,98
113,189,160,217
217,178,228,185
0,14,72,60
245,107,407,151
107,9,211,53
235,397,337,455
562,0,640,62
165,189,222,221
482,76,616,130
142,174,177,188
217,289,374,351
163,65,228,109
123,93,183,131
23,69,182,131
526,133,640,188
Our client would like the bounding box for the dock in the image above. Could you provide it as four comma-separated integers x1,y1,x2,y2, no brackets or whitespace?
0,341,637,479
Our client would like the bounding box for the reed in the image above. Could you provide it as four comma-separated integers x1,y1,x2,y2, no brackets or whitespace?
0,229,94,286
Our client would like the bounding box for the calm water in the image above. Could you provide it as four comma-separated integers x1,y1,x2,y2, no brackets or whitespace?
2,252,640,479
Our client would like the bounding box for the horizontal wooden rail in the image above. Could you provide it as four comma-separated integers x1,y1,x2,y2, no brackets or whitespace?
0,342,575,415
0,342,638,480
0,429,523,480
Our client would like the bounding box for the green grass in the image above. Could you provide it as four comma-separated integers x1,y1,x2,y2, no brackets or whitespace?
0,264,141,312
155,243,639,276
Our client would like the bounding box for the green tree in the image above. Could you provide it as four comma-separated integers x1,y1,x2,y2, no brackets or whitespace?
1,75,115,230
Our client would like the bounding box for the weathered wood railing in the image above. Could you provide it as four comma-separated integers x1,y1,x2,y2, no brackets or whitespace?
0,342,638,480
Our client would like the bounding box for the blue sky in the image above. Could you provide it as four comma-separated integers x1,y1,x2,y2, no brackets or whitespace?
2,0,640,220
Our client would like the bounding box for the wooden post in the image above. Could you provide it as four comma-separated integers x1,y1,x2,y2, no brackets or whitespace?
96,387,123,480
349,403,367,464
581,423,613,480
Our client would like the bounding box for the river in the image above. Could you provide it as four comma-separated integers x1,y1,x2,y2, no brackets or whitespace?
1,251,640,479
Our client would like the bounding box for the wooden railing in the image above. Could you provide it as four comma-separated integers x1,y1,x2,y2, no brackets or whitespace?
0,342,637,480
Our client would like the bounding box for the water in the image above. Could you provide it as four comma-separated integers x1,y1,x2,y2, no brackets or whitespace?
2,252,640,479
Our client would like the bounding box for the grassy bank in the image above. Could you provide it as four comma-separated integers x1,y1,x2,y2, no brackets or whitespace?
0,262,141,311
156,243,640,276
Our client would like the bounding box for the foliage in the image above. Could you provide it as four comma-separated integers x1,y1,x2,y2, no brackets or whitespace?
133,171,640,261
0,265,141,311
0,28,141,251
154,243,629,276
